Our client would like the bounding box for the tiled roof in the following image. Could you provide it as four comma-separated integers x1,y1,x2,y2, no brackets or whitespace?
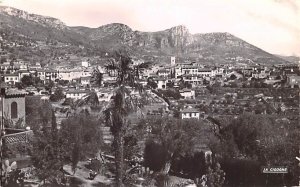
180,107,199,113
198,68,211,72
3,74,18,77
66,89,90,94
18,70,30,73
5,89,27,96
179,88,192,92
81,76,91,80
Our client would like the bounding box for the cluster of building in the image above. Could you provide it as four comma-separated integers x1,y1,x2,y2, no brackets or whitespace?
1,56,300,123
143,57,300,89
0,60,92,85
137,57,300,121
0,53,299,178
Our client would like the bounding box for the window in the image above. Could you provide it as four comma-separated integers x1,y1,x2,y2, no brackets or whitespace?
11,102,18,119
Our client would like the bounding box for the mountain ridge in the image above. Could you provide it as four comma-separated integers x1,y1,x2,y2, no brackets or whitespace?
0,6,67,30
0,6,291,65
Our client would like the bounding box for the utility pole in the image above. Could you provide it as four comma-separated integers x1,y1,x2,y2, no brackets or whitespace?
0,87,5,187
298,75,300,187
297,148,300,186
299,70,300,187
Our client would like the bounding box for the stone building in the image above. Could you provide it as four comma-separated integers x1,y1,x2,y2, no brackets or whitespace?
0,88,26,128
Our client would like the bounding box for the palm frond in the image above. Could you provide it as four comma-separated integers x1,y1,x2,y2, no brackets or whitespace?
91,67,103,87
78,91,100,107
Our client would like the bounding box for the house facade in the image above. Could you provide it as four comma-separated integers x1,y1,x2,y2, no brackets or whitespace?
3,74,20,85
179,88,195,99
180,107,200,120
287,75,300,88
66,90,89,100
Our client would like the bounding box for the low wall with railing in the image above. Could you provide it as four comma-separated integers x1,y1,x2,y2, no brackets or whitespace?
2,129,33,144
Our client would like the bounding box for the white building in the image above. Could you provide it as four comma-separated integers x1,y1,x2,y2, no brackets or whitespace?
45,69,58,81
157,69,170,77
66,90,89,100
154,78,167,89
82,61,90,68
58,69,91,81
211,68,225,77
36,69,46,81
198,68,212,77
180,107,200,120
182,65,198,75
171,56,176,66
182,75,203,85
179,88,195,99
80,76,91,86
18,70,30,80
3,74,20,85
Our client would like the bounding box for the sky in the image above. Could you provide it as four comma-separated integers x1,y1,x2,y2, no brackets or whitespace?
1,0,300,56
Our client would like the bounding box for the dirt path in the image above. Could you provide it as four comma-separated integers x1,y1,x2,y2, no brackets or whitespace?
63,161,113,187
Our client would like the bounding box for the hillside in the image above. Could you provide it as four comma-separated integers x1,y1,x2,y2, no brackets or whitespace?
275,55,300,63
0,6,290,65
0,6,92,46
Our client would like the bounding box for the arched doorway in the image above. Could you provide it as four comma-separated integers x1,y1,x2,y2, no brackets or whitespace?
11,101,18,119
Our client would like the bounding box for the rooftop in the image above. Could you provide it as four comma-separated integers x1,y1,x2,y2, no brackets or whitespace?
3,73,19,76
179,88,192,92
66,89,90,94
180,107,199,113
198,68,212,72
4,89,27,97
81,76,91,80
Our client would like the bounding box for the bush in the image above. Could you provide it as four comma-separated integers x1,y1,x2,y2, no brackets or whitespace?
50,87,65,102
62,98,73,106
158,89,182,100
220,158,262,186
144,140,168,172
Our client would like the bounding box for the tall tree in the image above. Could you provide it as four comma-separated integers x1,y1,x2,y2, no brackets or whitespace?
104,50,143,186
77,50,146,186
215,113,300,185
60,112,103,173
31,110,64,184
50,87,65,102
91,67,104,87
32,110,103,184
75,66,104,108
21,75,34,87
140,117,211,175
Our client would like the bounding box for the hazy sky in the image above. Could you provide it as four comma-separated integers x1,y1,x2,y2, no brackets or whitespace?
2,0,300,56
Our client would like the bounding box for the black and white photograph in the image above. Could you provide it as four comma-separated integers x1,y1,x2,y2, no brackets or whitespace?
0,0,299,186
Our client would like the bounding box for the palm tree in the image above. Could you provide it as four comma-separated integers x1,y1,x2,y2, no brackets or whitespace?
75,51,145,187
104,50,147,187
91,66,104,88
78,50,147,186
68,67,103,115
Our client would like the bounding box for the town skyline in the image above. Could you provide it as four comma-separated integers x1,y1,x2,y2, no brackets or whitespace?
1,0,300,57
